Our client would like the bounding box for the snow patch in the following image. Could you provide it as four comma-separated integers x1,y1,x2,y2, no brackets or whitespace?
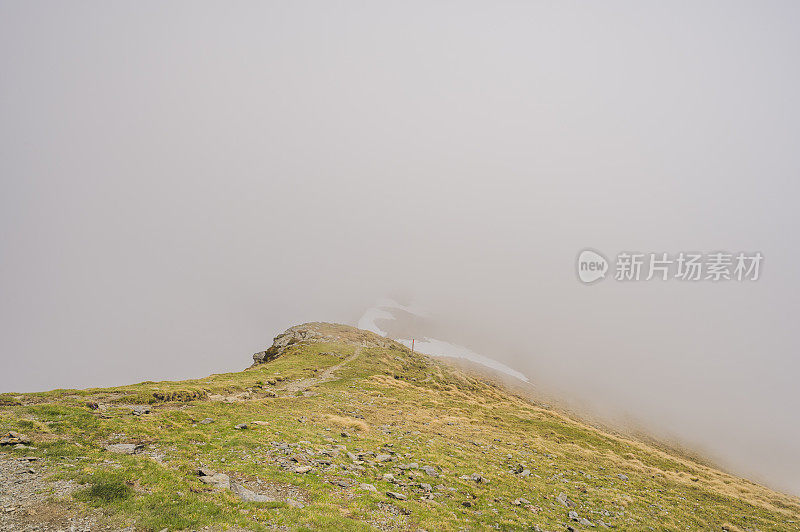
358,300,530,383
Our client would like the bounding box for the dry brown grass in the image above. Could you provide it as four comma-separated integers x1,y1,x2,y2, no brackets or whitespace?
325,414,371,433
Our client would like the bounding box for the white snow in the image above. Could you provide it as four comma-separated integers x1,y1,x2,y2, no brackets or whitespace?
357,299,530,383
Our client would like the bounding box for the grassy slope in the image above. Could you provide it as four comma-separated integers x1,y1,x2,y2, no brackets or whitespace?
1,323,799,531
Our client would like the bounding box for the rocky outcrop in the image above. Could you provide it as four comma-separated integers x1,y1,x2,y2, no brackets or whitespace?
252,322,403,365
252,324,326,364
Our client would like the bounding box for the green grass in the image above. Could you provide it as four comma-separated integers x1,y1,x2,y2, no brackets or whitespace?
1,322,799,531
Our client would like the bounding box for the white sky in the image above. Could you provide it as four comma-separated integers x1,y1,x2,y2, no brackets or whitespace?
2,2,799,494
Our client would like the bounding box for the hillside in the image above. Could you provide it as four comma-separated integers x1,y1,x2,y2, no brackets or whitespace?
1,323,798,531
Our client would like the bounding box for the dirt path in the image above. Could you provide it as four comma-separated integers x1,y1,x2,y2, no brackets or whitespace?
281,347,361,394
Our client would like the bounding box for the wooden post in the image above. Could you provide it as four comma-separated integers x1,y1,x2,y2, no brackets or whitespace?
411,339,415,353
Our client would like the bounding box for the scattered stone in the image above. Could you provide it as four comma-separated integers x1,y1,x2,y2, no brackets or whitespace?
294,465,312,474
382,474,395,482
287,498,305,509
230,480,272,502
104,443,142,455
386,491,407,500
0,432,31,446
234,423,248,430
513,497,530,506
422,465,439,477
616,473,629,481
251,421,269,426
376,454,392,463
199,473,230,490
131,406,150,416
556,492,576,507
420,483,432,492
85,401,99,410
461,500,473,507
341,432,350,438
398,463,419,470
579,517,596,527
199,418,214,424
569,510,579,520
360,483,377,492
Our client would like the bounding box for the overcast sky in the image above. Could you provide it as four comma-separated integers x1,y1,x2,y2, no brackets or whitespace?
2,2,799,495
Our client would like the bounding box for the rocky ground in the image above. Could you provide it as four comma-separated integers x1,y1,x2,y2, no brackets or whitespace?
0,452,110,531
0,323,798,531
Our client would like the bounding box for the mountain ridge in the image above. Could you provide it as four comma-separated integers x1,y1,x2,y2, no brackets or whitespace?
1,322,798,531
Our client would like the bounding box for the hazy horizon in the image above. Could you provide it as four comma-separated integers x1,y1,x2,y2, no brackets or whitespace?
2,2,799,496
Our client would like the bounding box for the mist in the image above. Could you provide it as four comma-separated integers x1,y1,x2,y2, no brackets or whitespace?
2,2,799,495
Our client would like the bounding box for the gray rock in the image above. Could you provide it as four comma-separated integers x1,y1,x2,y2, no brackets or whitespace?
199,473,230,490
569,510,579,520
616,473,629,481
375,454,392,463
0,431,32,445
512,497,530,505
579,517,595,527
105,443,141,455
386,491,407,500
199,418,214,425
422,465,439,477
398,463,419,470
287,498,305,508
230,481,273,502
360,483,377,492
294,465,312,473
420,483,432,492
556,492,576,507
131,406,150,416
234,423,248,430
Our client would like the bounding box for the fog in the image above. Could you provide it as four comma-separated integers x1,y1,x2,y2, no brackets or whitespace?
2,2,799,495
